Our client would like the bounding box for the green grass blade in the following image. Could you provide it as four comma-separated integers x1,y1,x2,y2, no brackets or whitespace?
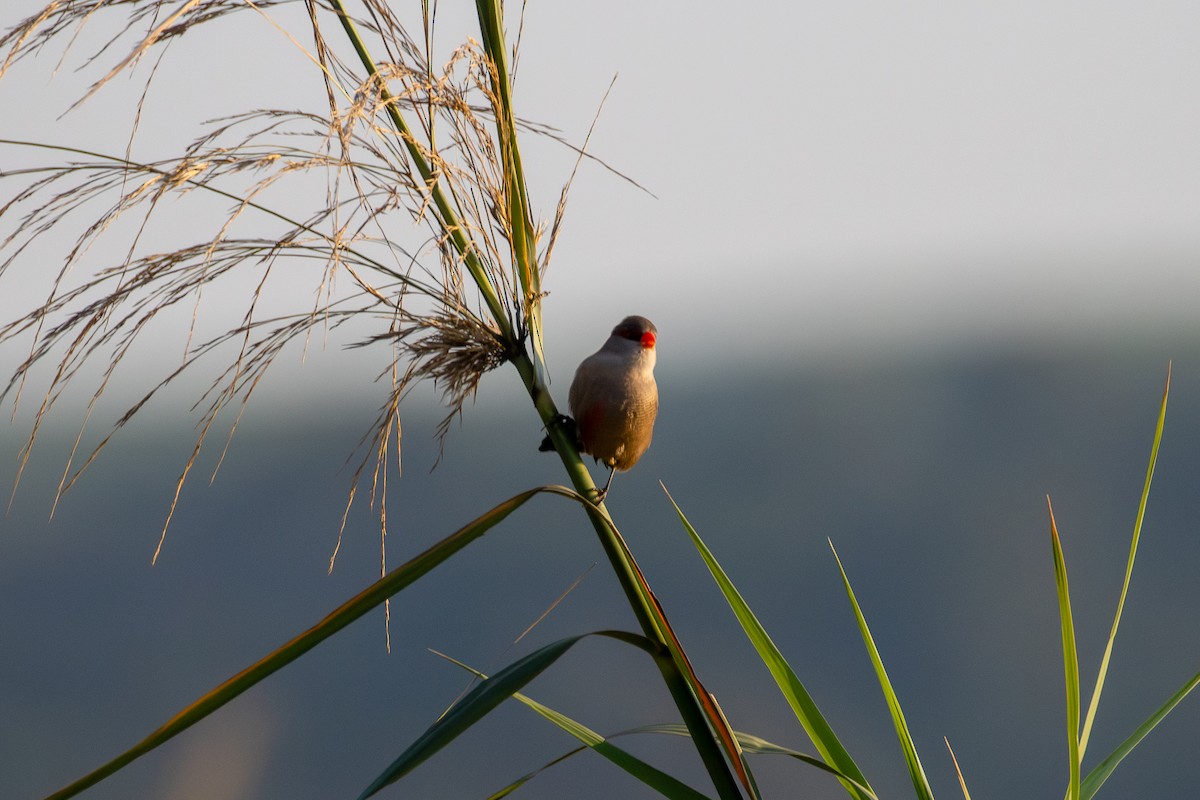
590,498,757,800
474,0,537,282
473,0,547,387
437,654,713,800
1079,365,1170,758
644,725,880,799
42,486,574,800
664,487,873,800
487,750,586,800
358,631,659,799
1080,668,1200,800
731,732,878,798
1048,500,1081,800
829,542,935,800
474,0,543,369
510,696,713,800
482,707,878,800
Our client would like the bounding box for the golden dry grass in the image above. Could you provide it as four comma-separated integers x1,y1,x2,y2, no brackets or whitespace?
0,0,603,561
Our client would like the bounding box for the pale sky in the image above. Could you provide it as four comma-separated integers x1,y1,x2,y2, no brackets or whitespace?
3,1,1200,377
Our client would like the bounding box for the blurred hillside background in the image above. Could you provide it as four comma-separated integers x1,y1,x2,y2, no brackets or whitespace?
3,2,1200,799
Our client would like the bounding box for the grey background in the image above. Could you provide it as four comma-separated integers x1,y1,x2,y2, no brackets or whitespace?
4,1,1200,798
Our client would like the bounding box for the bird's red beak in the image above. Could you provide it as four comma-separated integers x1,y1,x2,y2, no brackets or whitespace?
640,331,656,349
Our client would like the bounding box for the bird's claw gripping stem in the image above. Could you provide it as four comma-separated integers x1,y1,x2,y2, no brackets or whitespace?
538,414,581,452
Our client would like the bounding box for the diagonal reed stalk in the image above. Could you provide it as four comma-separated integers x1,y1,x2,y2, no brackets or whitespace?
1,2,746,797
329,3,747,794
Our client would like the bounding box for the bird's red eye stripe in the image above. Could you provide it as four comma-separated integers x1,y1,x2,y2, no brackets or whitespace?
640,331,656,348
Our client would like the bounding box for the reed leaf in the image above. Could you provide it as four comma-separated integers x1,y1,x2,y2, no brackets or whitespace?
40,485,579,800
645,725,880,798
550,499,752,800
829,542,935,800
1047,499,1081,800
436,652,713,800
473,0,546,379
665,486,873,800
1080,668,1200,800
358,630,662,799
1078,365,1170,758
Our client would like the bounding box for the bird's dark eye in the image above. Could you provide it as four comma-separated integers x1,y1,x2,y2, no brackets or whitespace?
611,316,655,342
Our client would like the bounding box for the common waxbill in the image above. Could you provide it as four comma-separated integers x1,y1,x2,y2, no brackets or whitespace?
541,315,659,501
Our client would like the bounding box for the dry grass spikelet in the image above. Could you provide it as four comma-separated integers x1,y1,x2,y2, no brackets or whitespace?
0,1,534,559
1,0,642,567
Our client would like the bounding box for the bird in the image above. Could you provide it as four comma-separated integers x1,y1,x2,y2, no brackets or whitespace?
540,315,659,502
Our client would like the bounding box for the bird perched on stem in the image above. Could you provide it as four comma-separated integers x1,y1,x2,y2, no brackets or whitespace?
540,315,659,502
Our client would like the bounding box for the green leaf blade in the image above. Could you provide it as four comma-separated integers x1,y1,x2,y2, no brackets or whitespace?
43,487,563,800
1048,501,1081,800
1079,365,1170,758
509,693,713,800
829,543,935,800
665,487,874,800
1081,668,1200,800
359,634,590,799
360,630,659,799
435,647,712,800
